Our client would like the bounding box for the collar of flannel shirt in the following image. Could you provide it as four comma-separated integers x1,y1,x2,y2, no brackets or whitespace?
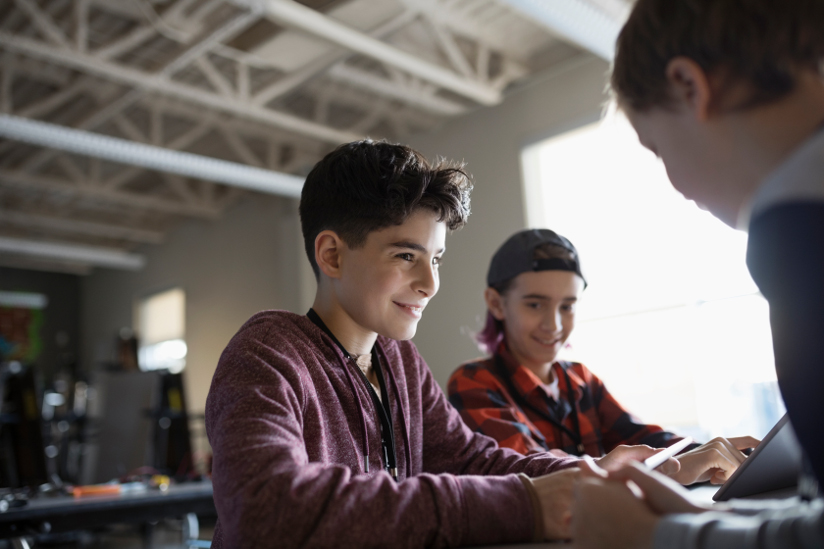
496,340,586,406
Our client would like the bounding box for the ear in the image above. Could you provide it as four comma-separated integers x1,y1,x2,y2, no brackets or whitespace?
314,230,345,279
665,57,712,121
484,287,506,321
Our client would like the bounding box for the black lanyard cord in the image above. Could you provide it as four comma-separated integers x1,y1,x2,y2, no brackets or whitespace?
493,354,586,456
353,348,398,478
306,309,399,480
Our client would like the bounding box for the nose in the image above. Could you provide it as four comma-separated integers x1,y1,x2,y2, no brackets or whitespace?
541,307,561,334
414,261,438,298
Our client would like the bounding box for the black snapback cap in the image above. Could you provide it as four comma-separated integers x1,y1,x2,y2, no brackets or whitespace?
486,229,587,288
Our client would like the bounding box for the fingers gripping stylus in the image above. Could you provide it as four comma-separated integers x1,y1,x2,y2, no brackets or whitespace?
644,436,693,469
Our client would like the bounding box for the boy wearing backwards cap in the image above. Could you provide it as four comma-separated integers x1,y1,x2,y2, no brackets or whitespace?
205,140,671,547
572,0,824,548
449,228,756,486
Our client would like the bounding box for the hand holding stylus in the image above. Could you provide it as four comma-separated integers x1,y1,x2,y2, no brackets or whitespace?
643,437,693,469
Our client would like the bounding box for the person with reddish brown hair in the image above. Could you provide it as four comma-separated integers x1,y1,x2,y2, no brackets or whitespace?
571,1,824,548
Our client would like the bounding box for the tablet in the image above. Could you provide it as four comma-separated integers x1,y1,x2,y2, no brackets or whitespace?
713,413,803,501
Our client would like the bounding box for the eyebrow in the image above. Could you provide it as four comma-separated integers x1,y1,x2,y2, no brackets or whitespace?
388,241,445,254
521,294,578,302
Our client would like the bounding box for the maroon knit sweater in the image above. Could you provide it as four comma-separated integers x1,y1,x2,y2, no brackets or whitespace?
205,310,577,548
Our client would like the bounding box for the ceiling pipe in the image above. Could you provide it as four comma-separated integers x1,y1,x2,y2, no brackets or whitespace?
0,236,145,270
234,0,502,106
499,0,629,60
0,114,305,198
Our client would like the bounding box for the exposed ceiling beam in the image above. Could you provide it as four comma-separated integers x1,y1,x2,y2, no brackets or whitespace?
327,64,466,116
232,0,502,106
0,169,222,219
218,8,418,107
498,0,629,60
17,90,144,175
0,210,165,244
0,236,145,270
0,114,305,198
0,32,361,145
12,0,70,48
17,78,90,119
159,9,257,76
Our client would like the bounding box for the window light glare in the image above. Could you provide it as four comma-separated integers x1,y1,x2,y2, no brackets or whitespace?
155,339,188,361
139,338,187,374
523,112,781,441
136,287,187,373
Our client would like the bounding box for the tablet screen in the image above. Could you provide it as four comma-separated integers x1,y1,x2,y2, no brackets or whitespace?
713,413,802,501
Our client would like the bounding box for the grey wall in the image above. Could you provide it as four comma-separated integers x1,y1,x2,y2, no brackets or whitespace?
408,55,610,388
81,194,304,416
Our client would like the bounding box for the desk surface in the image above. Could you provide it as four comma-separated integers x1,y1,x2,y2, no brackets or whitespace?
0,481,215,539
687,483,798,506
467,484,800,549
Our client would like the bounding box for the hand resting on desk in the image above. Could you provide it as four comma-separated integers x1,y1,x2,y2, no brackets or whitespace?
529,439,755,542
530,445,679,541
571,460,711,549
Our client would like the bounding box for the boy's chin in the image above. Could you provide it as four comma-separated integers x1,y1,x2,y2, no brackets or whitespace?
379,320,419,341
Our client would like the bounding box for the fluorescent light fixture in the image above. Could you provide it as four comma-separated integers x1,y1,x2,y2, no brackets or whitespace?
0,114,305,198
0,236,145,270
0,291,48,309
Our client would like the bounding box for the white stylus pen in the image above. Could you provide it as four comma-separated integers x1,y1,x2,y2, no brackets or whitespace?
643,436,694,469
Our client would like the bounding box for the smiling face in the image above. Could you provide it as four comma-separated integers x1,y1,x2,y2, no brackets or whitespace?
335,208,446,342
487,270,584,371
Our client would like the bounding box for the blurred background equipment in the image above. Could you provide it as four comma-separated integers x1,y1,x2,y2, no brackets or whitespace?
0,361,49,489
80,370,193,484
80,369,159,484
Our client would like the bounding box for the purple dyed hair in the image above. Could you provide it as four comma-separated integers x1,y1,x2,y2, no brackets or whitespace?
476,309,504,356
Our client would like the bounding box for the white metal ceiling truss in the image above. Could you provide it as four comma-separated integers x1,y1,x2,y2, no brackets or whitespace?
0,0,585,272
499,0,630,60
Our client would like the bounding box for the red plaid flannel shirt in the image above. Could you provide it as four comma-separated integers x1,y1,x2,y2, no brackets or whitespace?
447,343,686,456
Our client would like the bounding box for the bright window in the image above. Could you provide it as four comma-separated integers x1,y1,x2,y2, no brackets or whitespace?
136,288,186,373
521,113,784,441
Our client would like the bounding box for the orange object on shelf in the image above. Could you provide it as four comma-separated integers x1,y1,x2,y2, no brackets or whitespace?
72,483,121,497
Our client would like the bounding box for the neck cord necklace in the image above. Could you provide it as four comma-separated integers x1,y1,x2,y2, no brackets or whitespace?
306,309,399,481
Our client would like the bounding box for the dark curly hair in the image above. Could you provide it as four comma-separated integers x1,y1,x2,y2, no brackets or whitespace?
299,140,473,277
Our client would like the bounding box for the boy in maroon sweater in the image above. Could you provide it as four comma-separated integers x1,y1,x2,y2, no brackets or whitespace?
206,141,672,547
